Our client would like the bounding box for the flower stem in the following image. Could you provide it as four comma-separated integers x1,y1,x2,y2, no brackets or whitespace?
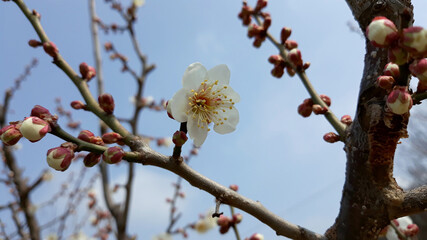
229,206,241,240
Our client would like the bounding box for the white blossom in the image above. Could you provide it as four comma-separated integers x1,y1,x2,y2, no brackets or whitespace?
169,63,240,146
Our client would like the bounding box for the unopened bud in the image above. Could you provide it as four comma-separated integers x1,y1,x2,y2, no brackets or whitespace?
268,55,283,65
217,215,231,227
383,62,400,78
103,146,124,164
366,16,398,47
298,101,313,118
340,115,352,125
319,94,331,106
386,86,412,115
285,40,298,50
20,117,50,142
28,39,42,48
30,105,52,120
46,146,74,171
271,65,285,78
43,41,59,58
0,125,22,146
78,130,95,143
70,100,86,110
102,132,123,144
401,26,427,56
79,62,96,81
312,104,328,115
83,153,102,167
288,48,303,67
219,225,231,234
280,27,292,44
232,213,243,224
409,58,427,82
323,132,340,143
303,62,311,70
376,75,395,89
229,184,239,192
172,131,188,147
98,93,115,114
104,42,113,51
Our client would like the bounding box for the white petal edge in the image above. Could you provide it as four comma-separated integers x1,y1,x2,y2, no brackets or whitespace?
182,63,208,89
219,85,240,103
214,107,239,134
169,88,190,122
207,64,230,85
187,117,208,147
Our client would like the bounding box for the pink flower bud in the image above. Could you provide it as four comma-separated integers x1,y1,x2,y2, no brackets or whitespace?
79,62,96,81
232,213,243,224
366,16,398,47
249,233,264,240
102,132,123,144
286,66,296,76
298,102,313,118
388,47,409,65
172,131,188,147
247,24,263,38
30,105,52,120
103,146,124,164
386,86,412,115
285,40,298,50
280,27,292,44
0,125,22,146
229,184,239,192
70,100,86,110
20,117,50,142
98,93,115,114
28,39,42,48
46,146,74,171
404,223,419,236
42,41,59,58
376,75,395,89
268,55,283,65
409,58,427,82
288,48,303,67
83,153,101,167
383,62,400,78
312,104,327,115
271,65,284,78
401,26,427,56
303,62,311,70
323,132,340,143
340,115,353,126
217,215,231,227
78,130,95,143
320,94,331,107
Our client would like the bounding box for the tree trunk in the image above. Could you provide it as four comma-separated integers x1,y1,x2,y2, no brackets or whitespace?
326,0,414,239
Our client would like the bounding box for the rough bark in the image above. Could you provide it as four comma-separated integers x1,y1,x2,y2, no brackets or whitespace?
325,1,414,239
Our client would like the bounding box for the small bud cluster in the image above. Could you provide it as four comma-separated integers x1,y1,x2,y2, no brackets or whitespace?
366,16,427,114
297,95,332,118
172,131,188,147
217,213,243,234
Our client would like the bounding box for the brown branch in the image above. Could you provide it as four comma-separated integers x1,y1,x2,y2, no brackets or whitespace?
391,185,427,218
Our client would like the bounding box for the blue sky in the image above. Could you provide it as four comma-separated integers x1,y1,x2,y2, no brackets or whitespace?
1,0,427,239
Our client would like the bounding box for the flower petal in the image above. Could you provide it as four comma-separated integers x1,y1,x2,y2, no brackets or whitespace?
214,107,239,134
207,64,230,85
182,63,208,89
187,117,208,147
169,88,190,122
219,85,240,103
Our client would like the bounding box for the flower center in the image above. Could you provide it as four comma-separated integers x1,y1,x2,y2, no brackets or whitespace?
186,79,235,131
